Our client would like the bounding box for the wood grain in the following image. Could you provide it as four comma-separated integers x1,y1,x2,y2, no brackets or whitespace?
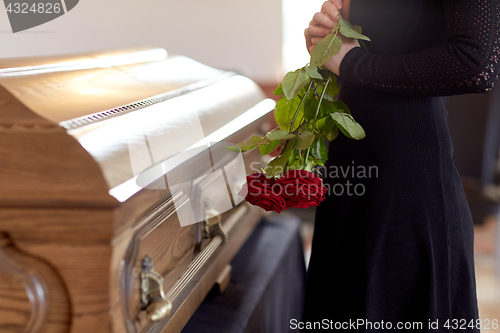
162,205,262,333
215,264,232,294
0,232,71,333
0,208,114,333
0,86,116,208
0,48,272,333
120,195,196,332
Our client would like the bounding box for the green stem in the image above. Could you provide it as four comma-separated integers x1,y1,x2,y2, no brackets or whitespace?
304,78,330,169
312,81,321,99
313,78,330,129
304,147,311,169
289,80,313,134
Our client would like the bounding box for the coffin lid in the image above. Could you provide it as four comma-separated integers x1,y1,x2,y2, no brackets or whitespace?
0,48,271,208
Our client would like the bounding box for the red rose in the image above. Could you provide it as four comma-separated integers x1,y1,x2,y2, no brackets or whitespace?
276,170,327,209
240,172,286,213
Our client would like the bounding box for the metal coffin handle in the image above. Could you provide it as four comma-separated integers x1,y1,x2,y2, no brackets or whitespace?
203,205,228,242
140,256,172,322
194,202,228,254
139,204,248,324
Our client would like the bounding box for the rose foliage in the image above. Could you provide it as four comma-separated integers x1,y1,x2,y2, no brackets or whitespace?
230,17,370,213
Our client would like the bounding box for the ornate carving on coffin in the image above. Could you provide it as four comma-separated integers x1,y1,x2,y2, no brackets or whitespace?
0,233,71,333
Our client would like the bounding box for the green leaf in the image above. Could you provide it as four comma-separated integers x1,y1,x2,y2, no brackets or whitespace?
294,130,315,150
290,160,301,169
273,83,284,96
282,69,310,100
321,101,337,117
274,95,305,132
310,31,342,68
340,17,361,32
315,76,338,98
319,138,328,164
265,141,293,178
326,76,340,99
332,99,351,115
313,80,337,102
311,138,320,159
323,94,335,102
331,112,366,140
317,83,338,102
225,145,241,153
326,125,340,141
359,39,368,52
304,98,319,121
316,114,336,135
266,129,296,141
304,67,323,79
259,140,281,155
297,123,309,134
339,18,371,41
304,159,315,172
288,149,299,166
237,135,269,152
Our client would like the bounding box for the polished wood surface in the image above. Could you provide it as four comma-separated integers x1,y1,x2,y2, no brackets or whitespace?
164,205,262,333
0,233,71,333
0,208,114,332
120,194,197,332
0,49,225,124
215,265,232,294
0,84,116,207
0,48,273,333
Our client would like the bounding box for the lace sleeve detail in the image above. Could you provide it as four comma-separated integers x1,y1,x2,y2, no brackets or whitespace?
339,0,500,96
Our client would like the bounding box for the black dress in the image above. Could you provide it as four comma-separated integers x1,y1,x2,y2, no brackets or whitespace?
303,0,500,331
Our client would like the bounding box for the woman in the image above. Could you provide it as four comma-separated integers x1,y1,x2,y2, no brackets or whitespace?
302,0,499,330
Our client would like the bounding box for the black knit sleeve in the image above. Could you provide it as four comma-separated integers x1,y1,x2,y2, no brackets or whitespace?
339,0,500,96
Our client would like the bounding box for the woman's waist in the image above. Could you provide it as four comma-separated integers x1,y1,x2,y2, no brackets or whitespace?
331,83,454,163
339,80,447,110
337,81,449,127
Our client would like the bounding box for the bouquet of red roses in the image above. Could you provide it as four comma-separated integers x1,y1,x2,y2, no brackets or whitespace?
228,18,370,213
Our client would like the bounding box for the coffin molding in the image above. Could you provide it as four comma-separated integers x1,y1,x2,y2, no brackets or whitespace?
0,48,274,333
0,232,71,333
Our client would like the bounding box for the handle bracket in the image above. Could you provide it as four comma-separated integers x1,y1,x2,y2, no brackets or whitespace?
140,256,172,322
203,205,228,242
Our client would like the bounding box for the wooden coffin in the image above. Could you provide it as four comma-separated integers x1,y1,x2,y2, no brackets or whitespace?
0,48,275,333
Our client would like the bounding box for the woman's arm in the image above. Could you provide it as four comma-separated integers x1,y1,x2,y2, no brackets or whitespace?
309,0,500,96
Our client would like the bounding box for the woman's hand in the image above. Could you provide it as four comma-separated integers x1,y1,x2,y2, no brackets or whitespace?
304,0,360,76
